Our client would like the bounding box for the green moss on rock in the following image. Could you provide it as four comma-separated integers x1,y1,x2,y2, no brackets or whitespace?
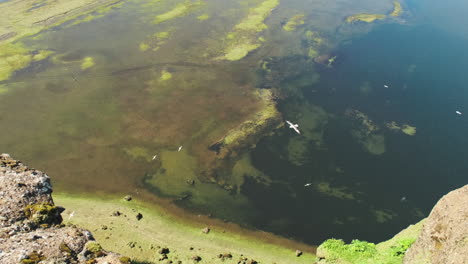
24,203,63,226
119,256,131,264
20,251,46,264
59,242,73,255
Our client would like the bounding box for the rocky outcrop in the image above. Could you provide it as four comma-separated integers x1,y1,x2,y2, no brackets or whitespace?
403,185,468,264
0,154,126,264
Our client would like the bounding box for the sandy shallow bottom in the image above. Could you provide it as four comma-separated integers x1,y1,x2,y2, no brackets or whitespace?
55,192,316,264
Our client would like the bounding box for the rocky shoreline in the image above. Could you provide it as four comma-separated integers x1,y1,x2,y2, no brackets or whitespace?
0,153,126,264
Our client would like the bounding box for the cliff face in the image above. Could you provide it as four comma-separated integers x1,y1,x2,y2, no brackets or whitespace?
0,154,126,264
403,185,468,264
315,184,468,264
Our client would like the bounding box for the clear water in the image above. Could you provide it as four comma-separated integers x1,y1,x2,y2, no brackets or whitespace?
1,0,467,245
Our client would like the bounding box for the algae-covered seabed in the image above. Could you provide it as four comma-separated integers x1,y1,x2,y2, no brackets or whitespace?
56,192,316,263
1,0,404,247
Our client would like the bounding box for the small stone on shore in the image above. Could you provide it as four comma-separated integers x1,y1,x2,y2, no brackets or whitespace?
191,255,201,262
158,247,170,254
202,227,210,234
124,195,132,201
112,211,121,216
295,249,303,257
136,213,143,221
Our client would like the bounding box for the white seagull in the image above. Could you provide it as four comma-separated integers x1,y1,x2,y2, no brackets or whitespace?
456,111,462,115
304,183,312,187
384,84,389,88
152,155,157,160
68,211,75,220
286,120,301,134
178,145,183,152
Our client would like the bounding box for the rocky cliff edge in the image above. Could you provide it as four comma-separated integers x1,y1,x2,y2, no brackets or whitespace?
0,153,128,264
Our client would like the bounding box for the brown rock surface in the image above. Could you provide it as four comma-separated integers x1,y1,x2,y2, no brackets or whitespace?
403,184,468,264
0,153,124,264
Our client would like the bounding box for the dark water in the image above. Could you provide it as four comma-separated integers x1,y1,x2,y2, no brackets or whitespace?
245,23,468,244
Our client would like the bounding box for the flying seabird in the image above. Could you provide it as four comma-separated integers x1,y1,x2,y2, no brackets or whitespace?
286,120,301,134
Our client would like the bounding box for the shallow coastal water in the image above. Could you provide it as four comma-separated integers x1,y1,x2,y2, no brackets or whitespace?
1,0,467,245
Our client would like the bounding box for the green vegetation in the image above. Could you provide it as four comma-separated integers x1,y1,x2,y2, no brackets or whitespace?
33,50,54,61
24,203,62,226
390,1,403,17
123,146,152,162
346,14,385,23
316,182,357,200
373,209,396,223
66,0,125,27
221,0,280,61
81,57,95,70
317,221,423,264
197,14,210,20
153,1,204,24
139,42,150,51
283,14,305,31
160,70,172,81
119,256,132,264
385,122,417,136
0,84,8,95
20,251,46,264
55,193,316,264
0,42,32,81
401,125,416,136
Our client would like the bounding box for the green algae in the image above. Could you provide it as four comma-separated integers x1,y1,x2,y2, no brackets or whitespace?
221,0,280,61
0,42,33,81
390,1,403,17
285,103,329,165
65,0,125,27
139,42,150,51
346,14,385,23
160,70,172,81
197,14,210,21
223,43,260,61
154,31,170,39
153,0,204,24
56,193,316,264
81,56,95,70
316,182,357,200
401,124,416,136
346,109,385,155
32,50,53,61
0,84,8,95
283,14,305,31
385,121,417,136
123,146,152,162
217,89,281,153
373,209,397,223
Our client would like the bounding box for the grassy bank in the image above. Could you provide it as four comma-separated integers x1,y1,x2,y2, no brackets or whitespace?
54,192,316,264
